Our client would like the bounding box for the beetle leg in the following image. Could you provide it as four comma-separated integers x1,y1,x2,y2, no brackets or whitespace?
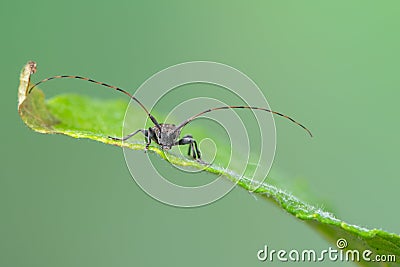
175,134,201,160
187,141,192,156
109,129,153,153
145,128,156,151
108,129,147,142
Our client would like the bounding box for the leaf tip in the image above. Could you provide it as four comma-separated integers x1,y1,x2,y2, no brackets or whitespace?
27,61,37,75
18,60,37,107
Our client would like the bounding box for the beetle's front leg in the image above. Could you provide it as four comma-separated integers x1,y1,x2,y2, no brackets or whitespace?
108,129,154,153
108,129,147,142
175,134,201,160
144,128,154,152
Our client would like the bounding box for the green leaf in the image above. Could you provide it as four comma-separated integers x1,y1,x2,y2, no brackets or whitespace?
18,62,400,266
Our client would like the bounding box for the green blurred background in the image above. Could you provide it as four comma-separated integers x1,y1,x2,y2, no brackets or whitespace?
1,1,399,266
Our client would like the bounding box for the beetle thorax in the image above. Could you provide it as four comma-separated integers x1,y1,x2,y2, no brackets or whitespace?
153,124,181,149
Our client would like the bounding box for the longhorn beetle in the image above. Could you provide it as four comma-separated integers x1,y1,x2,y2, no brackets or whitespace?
29,75,312,160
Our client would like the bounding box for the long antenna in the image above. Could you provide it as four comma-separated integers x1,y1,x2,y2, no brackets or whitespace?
174,106,313,137
28,75,161,129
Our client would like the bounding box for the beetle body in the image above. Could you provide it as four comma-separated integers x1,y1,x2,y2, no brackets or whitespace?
150,123,181,150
